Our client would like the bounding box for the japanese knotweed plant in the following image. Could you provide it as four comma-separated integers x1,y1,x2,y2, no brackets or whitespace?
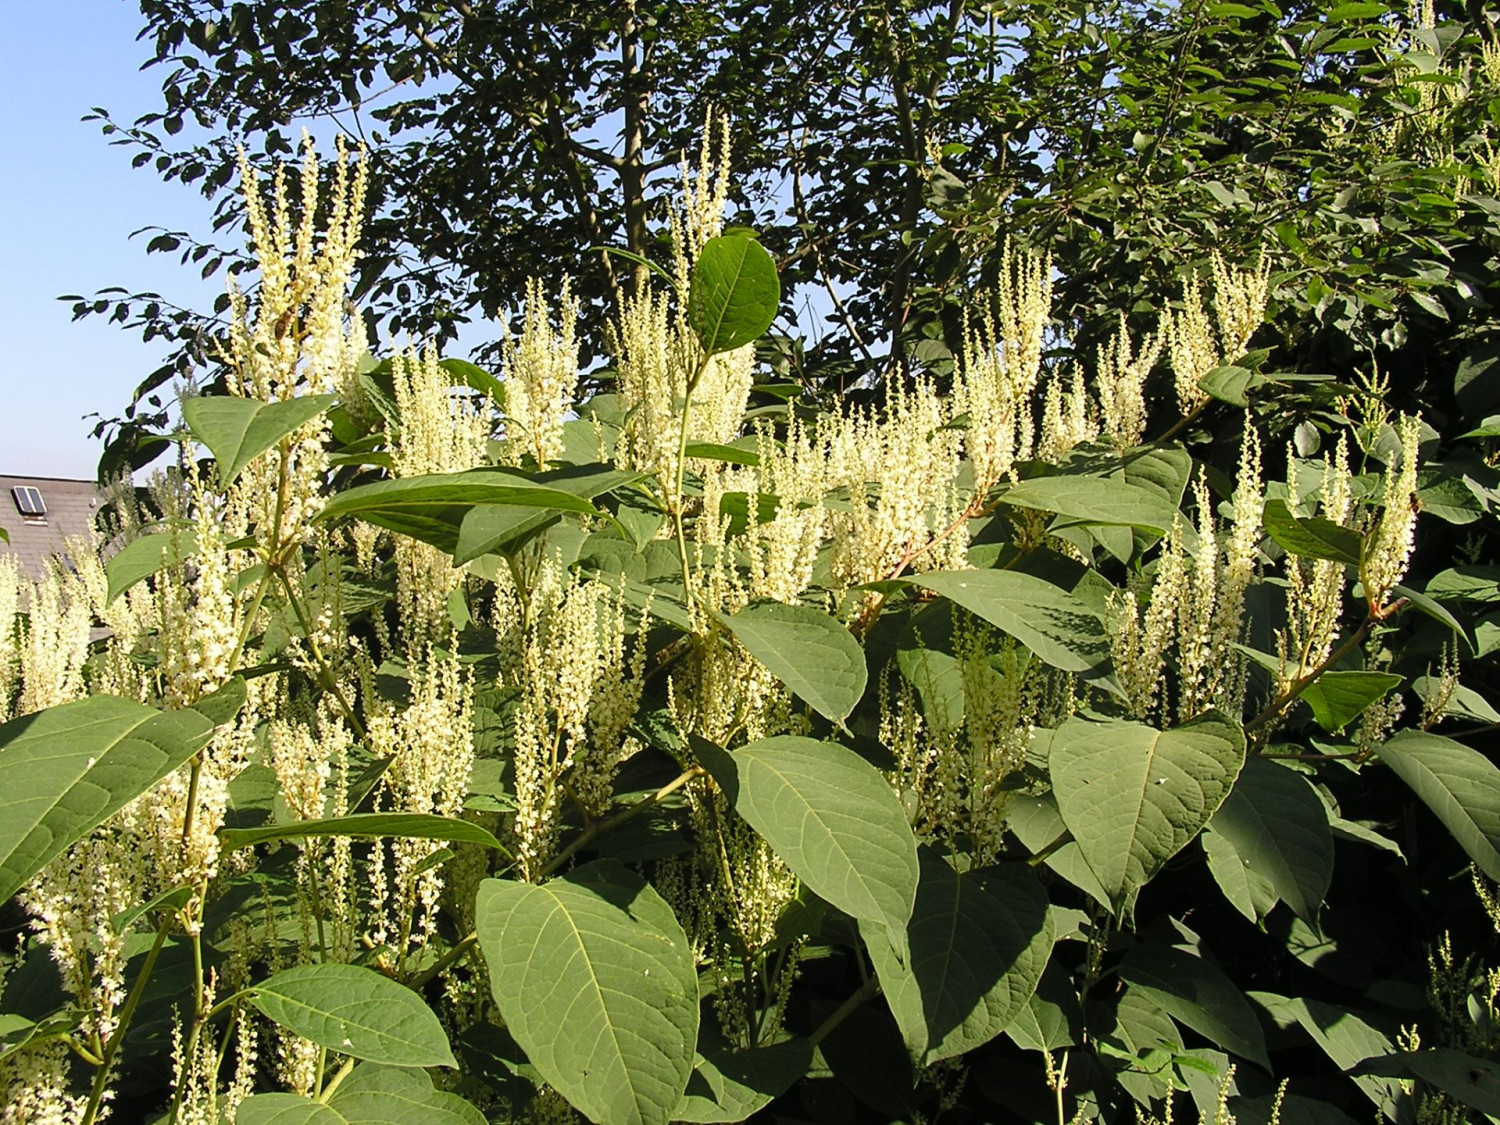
3,120,1500,1125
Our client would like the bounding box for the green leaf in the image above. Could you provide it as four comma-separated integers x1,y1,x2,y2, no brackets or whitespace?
1006,792,1112,907
699,736,919,947
1262,498,1362,565
439,357,506,407
1198,365,1265,407
1250,993,1404,1117
453,507,561,566
235,1094,348,1125
313,470,601,554
250,963,457,1069
1118,946,1269,1069
1207,757,1332,924
907,570,1108,673
182,394,337,485
675,1035,813,1123
715,601,867,723
1300,671,1402,732
1375,730,1500,880
684,441,760,466
219,813,512,858
103,524,199,603
688,235,780,356
1050,713,1246,910
998,476,1180,533
863,855,1054,1065
476,861,699,1125
1354,1050,1500,1117
1004,962,1083,1054
1203,825,1276,925
1326,1,1390,18
326,1063,488,1125
0,695,222,903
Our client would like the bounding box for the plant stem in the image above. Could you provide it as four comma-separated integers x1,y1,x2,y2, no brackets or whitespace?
317,1055,356,1102
539,766,703,878
410,933,480,989
271,564,366,738
809,975,881,1047
78,917,172,1125
1245,613,1377,736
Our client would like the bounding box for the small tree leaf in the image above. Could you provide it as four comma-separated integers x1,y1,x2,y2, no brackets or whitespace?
700,736,919,948
475,861,699,1125
716,601,867,723
907,570,1108,673
1208,756,1333,924
0,696,221,902
688,235,780,355
1118,946,1270,1069
1050,713,1245,910
1262,498,1362,566
219,813,512,858
863,855,1054,1065
103,524,199,603
1375,729,1500,880
183,394,337,485
1300,671,1403,732
326,1063,489,1125
250,963,457,1068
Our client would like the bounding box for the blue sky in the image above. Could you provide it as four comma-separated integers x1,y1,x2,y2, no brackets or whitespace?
0,0,228,479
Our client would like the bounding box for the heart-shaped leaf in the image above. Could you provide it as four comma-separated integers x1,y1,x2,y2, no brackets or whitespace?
183,394,337,485
688,235,779,356
1050,712,1245,910
716,600,867,723
476,861,699,1125
250,963,456,1068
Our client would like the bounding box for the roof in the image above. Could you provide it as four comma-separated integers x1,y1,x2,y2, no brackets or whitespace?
0,475,104,581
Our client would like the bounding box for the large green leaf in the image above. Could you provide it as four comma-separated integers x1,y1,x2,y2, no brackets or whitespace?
715,601,867,723
183,394,337,485
452,467,643,564
674,1035,813,1123
1375,729,1500,880
313,471,601,554
0,693,228,902
1207,755,1332,924
699,736,919,948
998,476,1180,533
907,570,1108,673
1118,946,1269,1069
326,1063,488,1125
475,861,699,1125
863,855,1054,1065
688,235,779,356
1300,671,1402,732
1003,962,1083,1054
236,1095,347,1125
1250,993,1404,1119
1262,498,1362,566
250,963,456,1068
219,812,511,857
1050,713,1245,910
1354,1050,1500,1117
103,524,199,603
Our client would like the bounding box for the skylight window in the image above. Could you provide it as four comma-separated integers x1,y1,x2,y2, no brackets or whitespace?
11,486,46,519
